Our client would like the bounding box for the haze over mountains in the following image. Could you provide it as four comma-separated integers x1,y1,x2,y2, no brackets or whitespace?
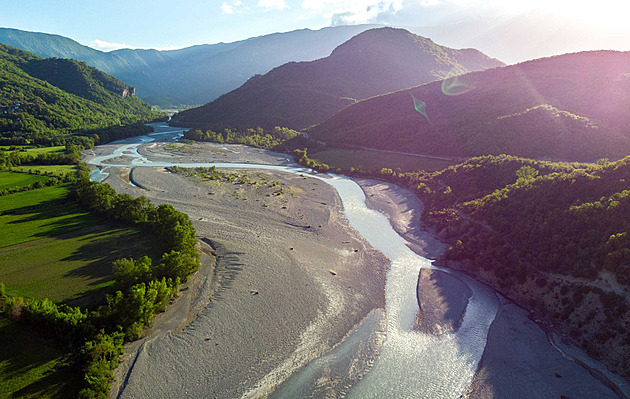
309,50,630,162
171,28,503,130
0,25,380,106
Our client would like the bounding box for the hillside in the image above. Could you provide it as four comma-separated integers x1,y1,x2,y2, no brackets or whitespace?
309,51,630,162
390,155,630,378
0,25,379,106
171,27,504,130
0,43,161,145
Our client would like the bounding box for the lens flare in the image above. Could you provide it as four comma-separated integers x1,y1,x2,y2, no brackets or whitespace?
441,75,474,96
410,93,429,121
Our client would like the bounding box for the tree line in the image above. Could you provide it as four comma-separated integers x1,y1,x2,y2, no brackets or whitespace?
1,166,201,398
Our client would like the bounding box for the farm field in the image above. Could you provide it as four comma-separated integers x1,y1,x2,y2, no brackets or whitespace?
0,316,80,399
0,171,50,191
0,184,161,304
0,146,66,156
309,147,456,172
0,224,160,304
0,184,96,248
10,165,78,176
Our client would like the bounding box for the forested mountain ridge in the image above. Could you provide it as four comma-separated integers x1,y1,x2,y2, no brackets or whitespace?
0,43,162,145
395,155,630,377
171,27,504,130
0,25,381,106
309,50,630,162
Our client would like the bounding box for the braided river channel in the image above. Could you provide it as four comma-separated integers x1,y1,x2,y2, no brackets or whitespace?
88,123,629,398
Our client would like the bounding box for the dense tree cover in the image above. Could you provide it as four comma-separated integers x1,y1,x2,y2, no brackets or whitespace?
0,43,163,146
309,51,630,162
0,170,201,397
184,126,300,150
388,154,630,377
172,27,503,130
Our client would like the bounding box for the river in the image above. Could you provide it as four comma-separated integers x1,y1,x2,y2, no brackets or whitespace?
87,123,629,399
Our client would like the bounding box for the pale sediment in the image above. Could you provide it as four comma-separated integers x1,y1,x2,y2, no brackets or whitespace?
355,178,626,398
102,142,387,398
415,268,471,335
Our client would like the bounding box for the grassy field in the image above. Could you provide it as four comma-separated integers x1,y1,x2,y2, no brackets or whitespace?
0,184,97,248
0,146,66,156
310,147,456,172
0,171,50,191
0,184,161,304
0,224,161,305
10,165,78,176
0,316,80,399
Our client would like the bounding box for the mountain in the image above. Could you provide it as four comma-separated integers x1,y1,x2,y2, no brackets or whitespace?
0,43,161,145
0,25,380,106
308,51,630,162
397,154,630,378
171,27,504,130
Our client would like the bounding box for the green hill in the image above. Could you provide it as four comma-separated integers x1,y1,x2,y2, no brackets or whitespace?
0,43,162,145
394,155,630,378
172,28,504,130
309,51,630,162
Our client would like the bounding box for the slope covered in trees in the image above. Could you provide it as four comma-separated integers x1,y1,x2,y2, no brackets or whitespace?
0,25,381,106
0,43,162,146
309,51,630,162
172,28,503,130
395,155,630,377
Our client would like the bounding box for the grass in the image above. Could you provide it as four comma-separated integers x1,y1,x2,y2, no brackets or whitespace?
0,146,65,157
310,147,456,172
0,184,161,304
0,316,80,399
0,171,50,191
10,165,78,176
0,184,97,248
0,224,161,305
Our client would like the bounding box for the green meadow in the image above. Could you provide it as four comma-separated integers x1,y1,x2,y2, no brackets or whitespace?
0,316,80,399
0,184,160,305
10,165,78,176
0,171,50,191
0,184,96,248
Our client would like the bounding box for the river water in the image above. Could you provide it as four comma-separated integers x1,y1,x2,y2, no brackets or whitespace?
87,124,627,398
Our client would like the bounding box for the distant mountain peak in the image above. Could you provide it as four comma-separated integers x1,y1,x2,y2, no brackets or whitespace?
172,27,504,130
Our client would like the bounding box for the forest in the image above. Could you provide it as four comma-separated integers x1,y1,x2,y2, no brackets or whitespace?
308,51,630,162
183,126,300,150
372,154,630,378
0,43,163,147
0,164,200,398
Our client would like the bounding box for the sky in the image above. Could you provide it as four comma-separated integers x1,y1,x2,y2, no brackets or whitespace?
1,0,629,56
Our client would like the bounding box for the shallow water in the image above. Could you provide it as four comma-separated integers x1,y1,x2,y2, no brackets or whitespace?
88,125,499,398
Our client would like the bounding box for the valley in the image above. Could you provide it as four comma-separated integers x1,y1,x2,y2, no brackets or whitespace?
1,7,630,397
83,125,629,398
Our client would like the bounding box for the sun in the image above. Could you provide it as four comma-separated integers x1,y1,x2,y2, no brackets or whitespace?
535,0,630,31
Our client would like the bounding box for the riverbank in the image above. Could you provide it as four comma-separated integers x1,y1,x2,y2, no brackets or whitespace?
356,178,626,398
92,141,388,398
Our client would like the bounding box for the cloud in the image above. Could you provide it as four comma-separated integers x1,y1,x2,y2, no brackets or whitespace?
258,0,289,11
87,40,183,52
321,1,403,26
88,39,135,52
221,0,248,14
